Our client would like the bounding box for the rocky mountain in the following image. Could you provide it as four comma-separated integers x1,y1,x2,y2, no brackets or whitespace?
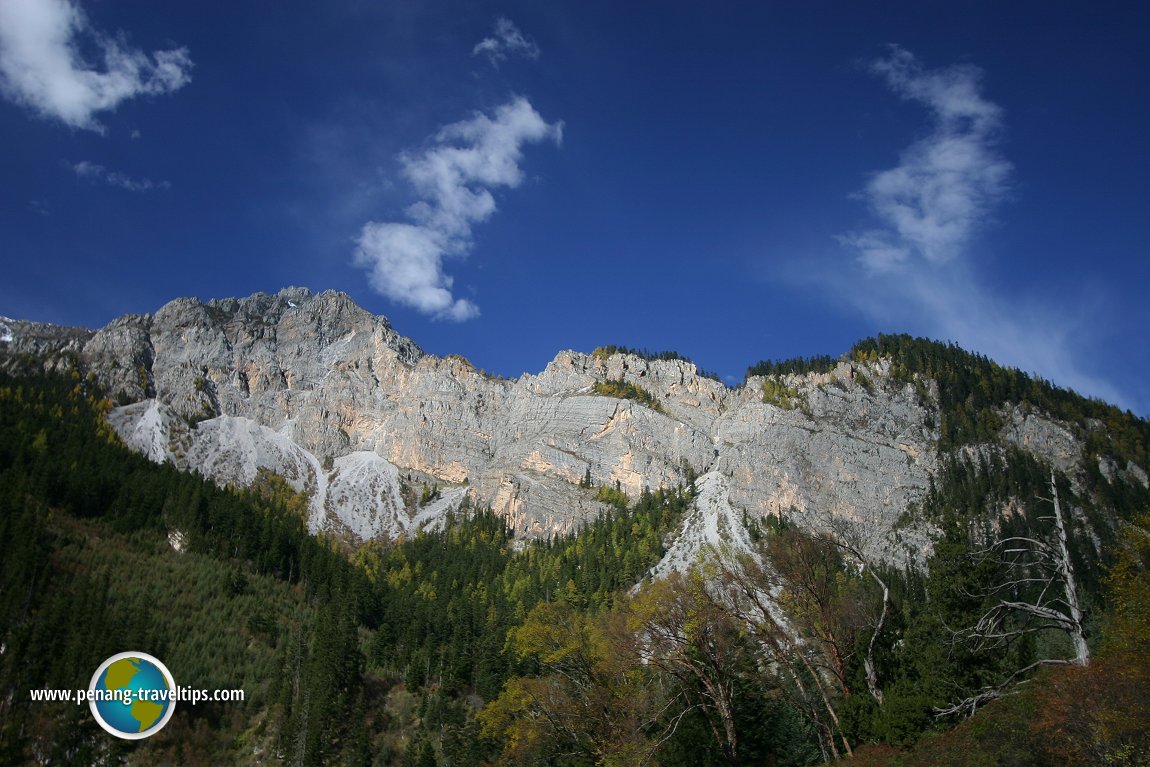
2,288,1141,565
6,290,1149,767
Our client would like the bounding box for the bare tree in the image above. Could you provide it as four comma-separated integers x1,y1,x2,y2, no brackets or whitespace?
823,531,891,706
807,507,897,708
937,468,1090,718
719,544,855,761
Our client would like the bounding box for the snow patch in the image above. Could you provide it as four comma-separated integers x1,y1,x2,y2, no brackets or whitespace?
0,321,12,343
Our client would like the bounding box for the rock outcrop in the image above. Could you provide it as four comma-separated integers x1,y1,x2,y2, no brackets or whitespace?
1,288,1110,562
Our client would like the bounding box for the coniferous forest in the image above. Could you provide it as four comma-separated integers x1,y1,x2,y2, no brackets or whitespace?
2,337,1149,765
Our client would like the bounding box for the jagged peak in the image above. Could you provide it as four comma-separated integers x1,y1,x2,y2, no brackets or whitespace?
122,288,421,361
277,285,313,302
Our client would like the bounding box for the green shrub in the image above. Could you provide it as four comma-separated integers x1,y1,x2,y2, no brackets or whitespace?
591,378,664,412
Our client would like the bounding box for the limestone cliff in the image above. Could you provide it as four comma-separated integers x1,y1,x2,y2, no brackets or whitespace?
2,288,1134,563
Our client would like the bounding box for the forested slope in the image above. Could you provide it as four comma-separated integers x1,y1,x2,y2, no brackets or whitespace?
2,328,1149,765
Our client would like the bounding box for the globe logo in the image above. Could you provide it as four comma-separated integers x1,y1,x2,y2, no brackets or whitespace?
88,652,177,739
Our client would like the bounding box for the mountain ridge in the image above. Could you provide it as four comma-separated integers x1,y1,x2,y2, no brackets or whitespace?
2,287,1145,566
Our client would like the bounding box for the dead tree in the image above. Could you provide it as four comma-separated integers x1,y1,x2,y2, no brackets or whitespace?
822,532,891,706
937,468,1090,717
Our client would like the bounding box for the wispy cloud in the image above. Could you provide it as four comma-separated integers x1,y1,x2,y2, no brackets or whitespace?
473,18,541,67
71,160,169,191
841,45,1011,272
832,46,1127,408
0,0,192,132
354,96,562,321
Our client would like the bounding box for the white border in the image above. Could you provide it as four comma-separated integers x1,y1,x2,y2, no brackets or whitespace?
88,652,177,740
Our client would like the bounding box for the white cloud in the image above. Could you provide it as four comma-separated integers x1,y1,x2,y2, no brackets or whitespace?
72,160,169,191
0,0,192,132
355,222,478,320
473,18,540,67
841,45,1011,273
355,96,562,321
829,47,1128,408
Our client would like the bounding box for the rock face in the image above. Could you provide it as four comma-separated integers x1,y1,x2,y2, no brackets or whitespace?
0,315,93,374
0,288,1106,561
649,471,758,579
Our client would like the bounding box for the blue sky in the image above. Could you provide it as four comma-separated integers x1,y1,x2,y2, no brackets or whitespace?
2,1,1148,414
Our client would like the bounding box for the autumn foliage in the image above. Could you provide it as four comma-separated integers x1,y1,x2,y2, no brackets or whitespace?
847,516,1150,767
